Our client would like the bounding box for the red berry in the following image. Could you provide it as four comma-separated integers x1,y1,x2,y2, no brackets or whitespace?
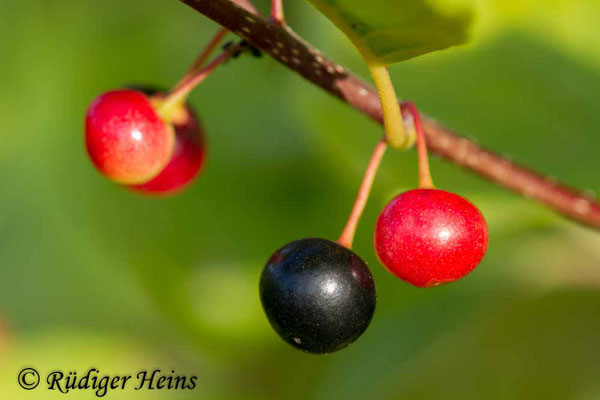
129,104,205,196
374,189,488,288
85,89,175,184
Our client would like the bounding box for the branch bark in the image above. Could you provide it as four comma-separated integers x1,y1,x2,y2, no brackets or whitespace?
179,0,600,230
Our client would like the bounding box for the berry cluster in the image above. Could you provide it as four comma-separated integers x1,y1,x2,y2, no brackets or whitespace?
86,88,205,195
259,103,488,354
84,22,488,355
84,32,238,196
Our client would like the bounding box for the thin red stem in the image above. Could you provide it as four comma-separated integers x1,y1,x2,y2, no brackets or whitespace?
402,102,434,189
270,0,285,25
338,139,388,249
174,28,228,91
159,44,241,120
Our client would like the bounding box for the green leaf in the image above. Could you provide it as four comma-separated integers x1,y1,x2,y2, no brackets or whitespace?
306,0,474,65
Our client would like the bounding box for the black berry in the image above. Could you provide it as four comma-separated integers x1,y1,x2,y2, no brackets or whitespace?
260,238,376,354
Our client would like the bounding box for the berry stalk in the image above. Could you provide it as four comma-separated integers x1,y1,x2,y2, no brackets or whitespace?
158,43,242,121
368,65,409,149
338,138,388,249
402,102,434,189
175,28,229,91
270,0,285,25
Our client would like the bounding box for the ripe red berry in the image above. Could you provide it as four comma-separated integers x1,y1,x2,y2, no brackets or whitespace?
85,89,175,184
374,189,488,287
129,93,206,196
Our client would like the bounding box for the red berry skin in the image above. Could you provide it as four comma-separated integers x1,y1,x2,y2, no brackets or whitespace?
85,89,175,184
374,189,488,288
129,105,205,196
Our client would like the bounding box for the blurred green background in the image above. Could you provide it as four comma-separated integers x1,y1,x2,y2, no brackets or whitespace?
1,0,600,398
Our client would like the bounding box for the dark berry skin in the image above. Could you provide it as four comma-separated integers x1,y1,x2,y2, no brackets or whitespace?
85,89,175,184
374,189,488,288
260,238,376,354
127,88,206,196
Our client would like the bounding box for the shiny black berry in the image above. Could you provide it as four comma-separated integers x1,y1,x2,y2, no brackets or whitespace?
260,238,376,354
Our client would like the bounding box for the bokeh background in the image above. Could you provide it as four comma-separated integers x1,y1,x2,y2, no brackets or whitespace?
1,0,600,398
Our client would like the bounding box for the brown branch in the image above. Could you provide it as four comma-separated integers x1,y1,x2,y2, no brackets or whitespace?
179,0,600,230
